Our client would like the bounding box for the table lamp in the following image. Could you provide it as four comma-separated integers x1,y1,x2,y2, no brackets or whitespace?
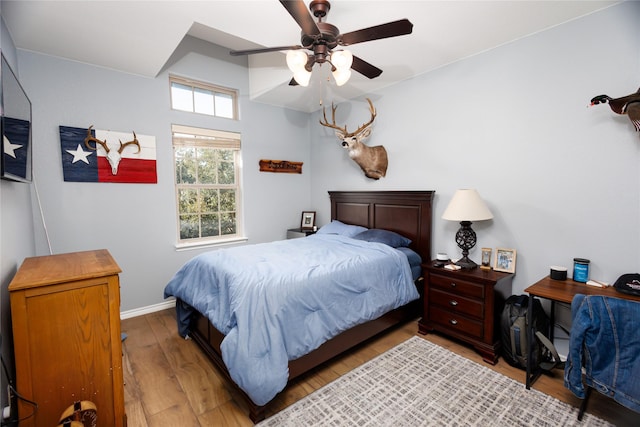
442,189,493,269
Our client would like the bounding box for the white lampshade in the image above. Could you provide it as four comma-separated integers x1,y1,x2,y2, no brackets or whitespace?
292,69,312,87
442,189,493,222
332,68,351,86
286,50,308,73
331,50,353,70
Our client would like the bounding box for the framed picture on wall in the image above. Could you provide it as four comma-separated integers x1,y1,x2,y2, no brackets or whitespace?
494,248,517,273
300,211,316,230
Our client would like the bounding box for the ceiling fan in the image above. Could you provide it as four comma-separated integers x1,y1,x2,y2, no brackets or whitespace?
229,0,413,86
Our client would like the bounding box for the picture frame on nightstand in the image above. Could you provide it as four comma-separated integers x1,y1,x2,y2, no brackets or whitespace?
494,248,516,273
480,248,492,270
300,211,316,230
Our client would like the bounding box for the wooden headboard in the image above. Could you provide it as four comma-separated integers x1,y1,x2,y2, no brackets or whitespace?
329,191,434,263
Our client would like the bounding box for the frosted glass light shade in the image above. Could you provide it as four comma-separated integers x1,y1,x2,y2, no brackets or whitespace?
332,68,351,86
331,50,353,69
293,70,312,86
286,50,308,72
442,189,493,221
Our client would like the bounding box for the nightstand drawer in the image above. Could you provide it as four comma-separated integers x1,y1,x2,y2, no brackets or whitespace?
430,306,483,338
430,273,484,299
431,288,483,319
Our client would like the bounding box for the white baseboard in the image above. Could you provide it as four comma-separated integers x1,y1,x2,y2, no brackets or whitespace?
120,299,176,320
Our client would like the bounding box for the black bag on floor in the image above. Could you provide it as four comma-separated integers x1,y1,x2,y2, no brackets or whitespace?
500,294,561,371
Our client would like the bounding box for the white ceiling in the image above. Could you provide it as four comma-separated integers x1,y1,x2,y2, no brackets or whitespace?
1,0,619,112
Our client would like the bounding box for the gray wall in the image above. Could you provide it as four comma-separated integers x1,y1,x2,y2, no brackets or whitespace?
310,1,640,295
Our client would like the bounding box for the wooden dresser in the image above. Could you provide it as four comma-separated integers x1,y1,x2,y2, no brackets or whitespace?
418,262,513,364
8,249,126,427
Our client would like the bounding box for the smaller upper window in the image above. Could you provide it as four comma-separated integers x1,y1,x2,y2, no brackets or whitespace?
170,76,238,120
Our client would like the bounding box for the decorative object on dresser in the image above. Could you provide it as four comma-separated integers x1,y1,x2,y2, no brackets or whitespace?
441,189,493,269
480,247,492,270
8,249,126,427
300,210,316,230
319,98,388,180
419,262,513,364
494,247,517,273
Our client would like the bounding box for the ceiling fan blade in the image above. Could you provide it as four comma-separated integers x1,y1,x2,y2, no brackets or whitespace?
279,0,321,37
340,19,413,46
351,55,383,79
230,45,303,56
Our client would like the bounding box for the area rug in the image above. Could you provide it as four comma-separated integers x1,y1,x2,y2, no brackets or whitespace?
258,336,611,426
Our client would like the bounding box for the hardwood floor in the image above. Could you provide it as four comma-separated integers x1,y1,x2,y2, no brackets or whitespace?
121,308,638,426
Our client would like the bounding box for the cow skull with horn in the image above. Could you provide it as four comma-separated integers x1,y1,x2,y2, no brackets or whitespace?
319,98,388,180
84,125,141,175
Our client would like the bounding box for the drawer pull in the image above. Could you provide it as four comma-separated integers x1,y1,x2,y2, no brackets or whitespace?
449,319,458,325
449,300,458,307
450,282,457,288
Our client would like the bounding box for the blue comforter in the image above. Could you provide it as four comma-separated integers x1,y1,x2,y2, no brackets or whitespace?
163,234,419,406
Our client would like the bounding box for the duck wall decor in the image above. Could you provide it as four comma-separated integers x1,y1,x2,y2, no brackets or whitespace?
590,88,640,131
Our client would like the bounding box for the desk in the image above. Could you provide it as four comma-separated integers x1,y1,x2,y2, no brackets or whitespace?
524,276,640,389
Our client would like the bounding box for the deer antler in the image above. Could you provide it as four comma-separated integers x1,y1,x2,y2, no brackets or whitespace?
319,98,377,137
84,125,110,152
118,131,141,154
319,103,348,134
352,98,376,136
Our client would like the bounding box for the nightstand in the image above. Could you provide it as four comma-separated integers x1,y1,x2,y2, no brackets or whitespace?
418,262,513,364
286,227,316,239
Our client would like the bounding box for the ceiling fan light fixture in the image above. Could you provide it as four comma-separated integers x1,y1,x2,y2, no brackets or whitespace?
332,68,351,86
293,69,312,87
286,50,308,73
331,50,353,70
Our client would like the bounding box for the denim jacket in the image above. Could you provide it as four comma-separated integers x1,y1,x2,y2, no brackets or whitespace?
564,294,640,413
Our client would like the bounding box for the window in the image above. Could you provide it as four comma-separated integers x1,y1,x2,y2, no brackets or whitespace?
172,124,243,246
170,75,238,119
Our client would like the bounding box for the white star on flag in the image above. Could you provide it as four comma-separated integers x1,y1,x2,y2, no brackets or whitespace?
66,144,93,164
3,135,23,158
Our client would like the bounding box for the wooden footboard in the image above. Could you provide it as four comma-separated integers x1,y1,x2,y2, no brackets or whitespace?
188,289,422,422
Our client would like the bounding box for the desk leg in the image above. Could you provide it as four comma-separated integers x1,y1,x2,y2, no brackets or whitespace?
525,295,542,389
526,294,533,389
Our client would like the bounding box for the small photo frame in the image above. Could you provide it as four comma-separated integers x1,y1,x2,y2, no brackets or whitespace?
480,248,492,270
494,248,517,273
300,211,316,230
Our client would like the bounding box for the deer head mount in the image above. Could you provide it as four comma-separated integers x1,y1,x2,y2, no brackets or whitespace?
84,125,141,175
319,98,388,180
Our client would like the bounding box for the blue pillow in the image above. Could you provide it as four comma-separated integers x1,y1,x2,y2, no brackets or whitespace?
352,229,412,248
317,220,368,237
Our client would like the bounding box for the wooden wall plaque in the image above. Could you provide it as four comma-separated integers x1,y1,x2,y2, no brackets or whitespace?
259,159,303,174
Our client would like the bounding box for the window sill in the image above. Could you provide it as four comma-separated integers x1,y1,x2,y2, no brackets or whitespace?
175,236,248,252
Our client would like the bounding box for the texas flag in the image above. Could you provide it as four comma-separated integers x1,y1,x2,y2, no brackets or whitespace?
59,126,157,183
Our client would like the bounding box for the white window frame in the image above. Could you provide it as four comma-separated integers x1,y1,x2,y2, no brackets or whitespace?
169,75,239,120
172,124,245,250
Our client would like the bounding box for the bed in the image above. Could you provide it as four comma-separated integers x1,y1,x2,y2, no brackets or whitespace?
164,190,434,422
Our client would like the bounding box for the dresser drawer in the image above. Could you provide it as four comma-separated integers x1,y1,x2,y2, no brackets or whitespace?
430,273,484,299
430,306,483,338
430,288,484,319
